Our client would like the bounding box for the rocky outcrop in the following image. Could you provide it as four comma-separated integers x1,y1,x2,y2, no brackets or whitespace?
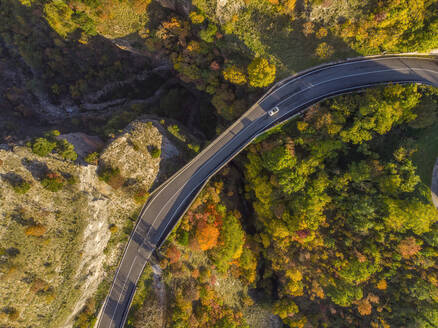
57,133,104,159
155,0,192,16
432,159,438,209
0,118,188,328
215,0,244,23
100,119,180,189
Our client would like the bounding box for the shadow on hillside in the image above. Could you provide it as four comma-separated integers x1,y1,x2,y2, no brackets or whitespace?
20,158,49,180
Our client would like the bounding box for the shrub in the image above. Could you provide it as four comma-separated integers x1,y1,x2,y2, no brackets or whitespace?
167,124,186,142
199,24,217,43
315,42,334,58
188,144,200,153
71,11,97,36
85,152,99,165
25,224,47,237
12,179,31,194
46,129,60,137
31,137,56,156
133,188,149,204
98,165,124,189
41,172,65,192
316,27,328,39
109,224,118,233
56,139,78,161
189,11,205,24
30,278,50,293
222,65,247,85
177,230,189,246
149,145,161,158
98,166,120,183
3,307,19,321
247,58,276,88
44,0,75,38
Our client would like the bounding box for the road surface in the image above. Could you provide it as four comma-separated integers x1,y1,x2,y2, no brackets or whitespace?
97,55,438,328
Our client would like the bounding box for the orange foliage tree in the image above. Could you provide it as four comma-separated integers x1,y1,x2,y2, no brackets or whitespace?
195,221,220,251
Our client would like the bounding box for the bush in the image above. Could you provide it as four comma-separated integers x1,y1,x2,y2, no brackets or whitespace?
31,137,56,156
98,166,120,183
25,224,47,237
133,188,149,204
3,307,19,321
12,179,31,194
189,11,205,24
56,139,78,161
30,278,50,293
109,224,118,233
41,172,65,192
188,144,200,153
167,124,186,142
149,145,161,158
98,165,124,189
177,230,189,246
222,65,247,85
85,152,99,165
199,24,217,43
247,58,276,88
315,42,334,59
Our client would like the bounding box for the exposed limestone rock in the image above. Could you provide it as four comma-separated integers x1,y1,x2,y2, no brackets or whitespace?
432,158,438,209
215,0,244,23
0,117,188,328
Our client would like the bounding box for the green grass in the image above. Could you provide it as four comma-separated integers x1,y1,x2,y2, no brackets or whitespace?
412,122,438,185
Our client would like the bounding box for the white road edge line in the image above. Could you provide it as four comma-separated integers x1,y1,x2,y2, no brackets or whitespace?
110,255,138,325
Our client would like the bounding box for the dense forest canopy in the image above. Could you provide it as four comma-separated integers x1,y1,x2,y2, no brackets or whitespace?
243,85,438,327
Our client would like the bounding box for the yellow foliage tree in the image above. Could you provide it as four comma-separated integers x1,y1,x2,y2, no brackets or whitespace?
376,279,387,290
247,58,276,88
357,297,372,316
222,65,247,85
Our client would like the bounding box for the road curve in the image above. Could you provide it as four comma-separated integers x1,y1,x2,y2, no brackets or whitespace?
97,55,438,328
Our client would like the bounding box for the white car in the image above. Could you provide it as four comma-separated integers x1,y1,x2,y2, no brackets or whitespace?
268,106,280,116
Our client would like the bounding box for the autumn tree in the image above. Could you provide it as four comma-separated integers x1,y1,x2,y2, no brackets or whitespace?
195,221,220,251
222,65,247,85
247,58,276,88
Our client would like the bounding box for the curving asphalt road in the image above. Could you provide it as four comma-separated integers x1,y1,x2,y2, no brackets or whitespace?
96,55,438,328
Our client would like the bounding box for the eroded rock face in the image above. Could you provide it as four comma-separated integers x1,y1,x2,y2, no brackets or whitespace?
100,119,180,190
0,118,185,328
57,133,104,159
431,158,438,209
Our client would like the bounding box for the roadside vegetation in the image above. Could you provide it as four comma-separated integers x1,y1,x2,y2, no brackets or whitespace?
126,85,438,328
241,85,438,327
